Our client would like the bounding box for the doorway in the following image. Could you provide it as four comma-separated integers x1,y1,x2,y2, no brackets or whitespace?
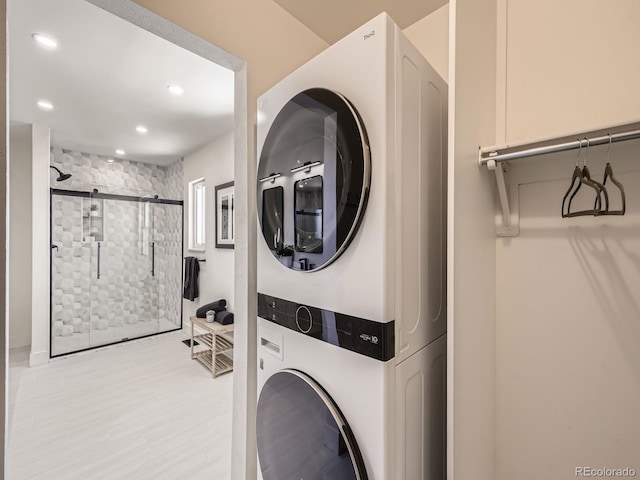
6,0,248,477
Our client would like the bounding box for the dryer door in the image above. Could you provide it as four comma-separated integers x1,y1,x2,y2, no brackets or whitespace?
257,88,371,272
256,369,368,480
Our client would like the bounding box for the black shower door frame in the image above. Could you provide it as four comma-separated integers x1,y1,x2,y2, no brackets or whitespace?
49,188,184,358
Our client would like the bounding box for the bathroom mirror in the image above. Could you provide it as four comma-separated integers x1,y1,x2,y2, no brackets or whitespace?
257,88,370,272
262,186,284,250
294,176,323,253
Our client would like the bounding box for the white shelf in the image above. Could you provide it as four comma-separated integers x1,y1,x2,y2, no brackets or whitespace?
82,198,105,242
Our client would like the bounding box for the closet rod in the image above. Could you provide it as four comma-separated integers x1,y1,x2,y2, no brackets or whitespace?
479,120,640,237
479,127,640,166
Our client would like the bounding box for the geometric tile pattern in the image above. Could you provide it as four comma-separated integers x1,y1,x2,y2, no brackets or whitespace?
50,148,184,356
163,158,184,200
50,147,184,200
154,203,183,332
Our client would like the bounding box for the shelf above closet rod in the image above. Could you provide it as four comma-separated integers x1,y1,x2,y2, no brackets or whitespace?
478,120,640,237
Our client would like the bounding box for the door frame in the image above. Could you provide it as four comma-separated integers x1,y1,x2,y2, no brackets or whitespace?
2,1,253,479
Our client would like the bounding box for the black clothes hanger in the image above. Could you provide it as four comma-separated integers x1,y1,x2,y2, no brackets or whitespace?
580,138,609,215
562,139,584,217
599,135,626,216
561,159,584,217
565,138,607,217
563,139,602,217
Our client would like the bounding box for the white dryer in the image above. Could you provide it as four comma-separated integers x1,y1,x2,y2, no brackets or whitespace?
256,12,447,480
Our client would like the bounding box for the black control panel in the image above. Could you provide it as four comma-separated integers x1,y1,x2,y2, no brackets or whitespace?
258,292,395,362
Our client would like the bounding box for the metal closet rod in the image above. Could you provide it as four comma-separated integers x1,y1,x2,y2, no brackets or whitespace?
479,125,640,166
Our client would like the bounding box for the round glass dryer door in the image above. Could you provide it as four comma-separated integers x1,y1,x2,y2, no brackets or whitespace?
257,88,371,272
256,369,368,480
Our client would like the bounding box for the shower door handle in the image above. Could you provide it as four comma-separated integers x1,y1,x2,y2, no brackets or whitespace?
151,242,155,277
97,242,101,279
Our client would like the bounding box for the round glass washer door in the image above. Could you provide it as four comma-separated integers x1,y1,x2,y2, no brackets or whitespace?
256,369,368,480
257,88,371,272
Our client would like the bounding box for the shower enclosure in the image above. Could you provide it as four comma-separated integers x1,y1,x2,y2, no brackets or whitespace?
50,189,184,357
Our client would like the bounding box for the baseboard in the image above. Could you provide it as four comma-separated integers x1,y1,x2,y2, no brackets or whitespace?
182,319,192,335
29,349,49,367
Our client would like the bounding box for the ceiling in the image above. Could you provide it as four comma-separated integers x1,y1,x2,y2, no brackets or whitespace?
9,0,235,166
272,0,448,44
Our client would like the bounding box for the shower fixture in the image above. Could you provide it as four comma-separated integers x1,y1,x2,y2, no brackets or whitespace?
50,166,72,182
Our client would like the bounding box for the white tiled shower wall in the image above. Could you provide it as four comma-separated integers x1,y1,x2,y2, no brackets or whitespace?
51,147,183,199
50,148,184,354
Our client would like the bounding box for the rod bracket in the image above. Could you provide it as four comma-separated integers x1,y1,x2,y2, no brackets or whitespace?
486,159,519,236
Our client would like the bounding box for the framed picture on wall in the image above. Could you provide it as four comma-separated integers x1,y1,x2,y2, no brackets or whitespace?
215,181,235,249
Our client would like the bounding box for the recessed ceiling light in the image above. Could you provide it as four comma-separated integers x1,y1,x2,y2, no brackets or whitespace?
32,33,59,49
167,85,184,95
115,149,125,156
37,100,54,111
107,159,115,164
136,125,148,134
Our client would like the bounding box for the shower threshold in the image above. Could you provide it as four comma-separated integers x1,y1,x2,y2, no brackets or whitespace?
50,325,183,359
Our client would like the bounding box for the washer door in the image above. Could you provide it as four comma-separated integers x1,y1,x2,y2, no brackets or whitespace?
257,369,368,480
257,88,371,272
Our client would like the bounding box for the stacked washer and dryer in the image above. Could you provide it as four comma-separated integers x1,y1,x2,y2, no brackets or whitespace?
256,13,447,480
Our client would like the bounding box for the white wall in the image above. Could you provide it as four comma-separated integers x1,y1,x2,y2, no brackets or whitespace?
411,4,640,478
183,130,235,323
29,125,51,367
403,4,449,83
6,123,50,363
448,1,497,479
499,0,640,143
494,1,640,477
406,3,499,479
496,146,640,480
8,125,33,349
399,2,500,478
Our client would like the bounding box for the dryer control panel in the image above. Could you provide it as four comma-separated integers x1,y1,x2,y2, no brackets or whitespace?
258,292,394,361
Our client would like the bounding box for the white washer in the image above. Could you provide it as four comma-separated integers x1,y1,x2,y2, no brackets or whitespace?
256,13,447,480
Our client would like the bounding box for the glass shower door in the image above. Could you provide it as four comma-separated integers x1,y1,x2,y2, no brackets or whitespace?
51,189,183,357
89,194,159,348
152,201,183,332
51,193,92,356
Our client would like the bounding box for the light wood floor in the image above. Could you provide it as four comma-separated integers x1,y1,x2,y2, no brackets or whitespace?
7,331,233,480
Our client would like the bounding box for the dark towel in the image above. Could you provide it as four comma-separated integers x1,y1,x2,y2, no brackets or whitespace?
196,299,227,318
215,311,234,325
183,257,200,301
